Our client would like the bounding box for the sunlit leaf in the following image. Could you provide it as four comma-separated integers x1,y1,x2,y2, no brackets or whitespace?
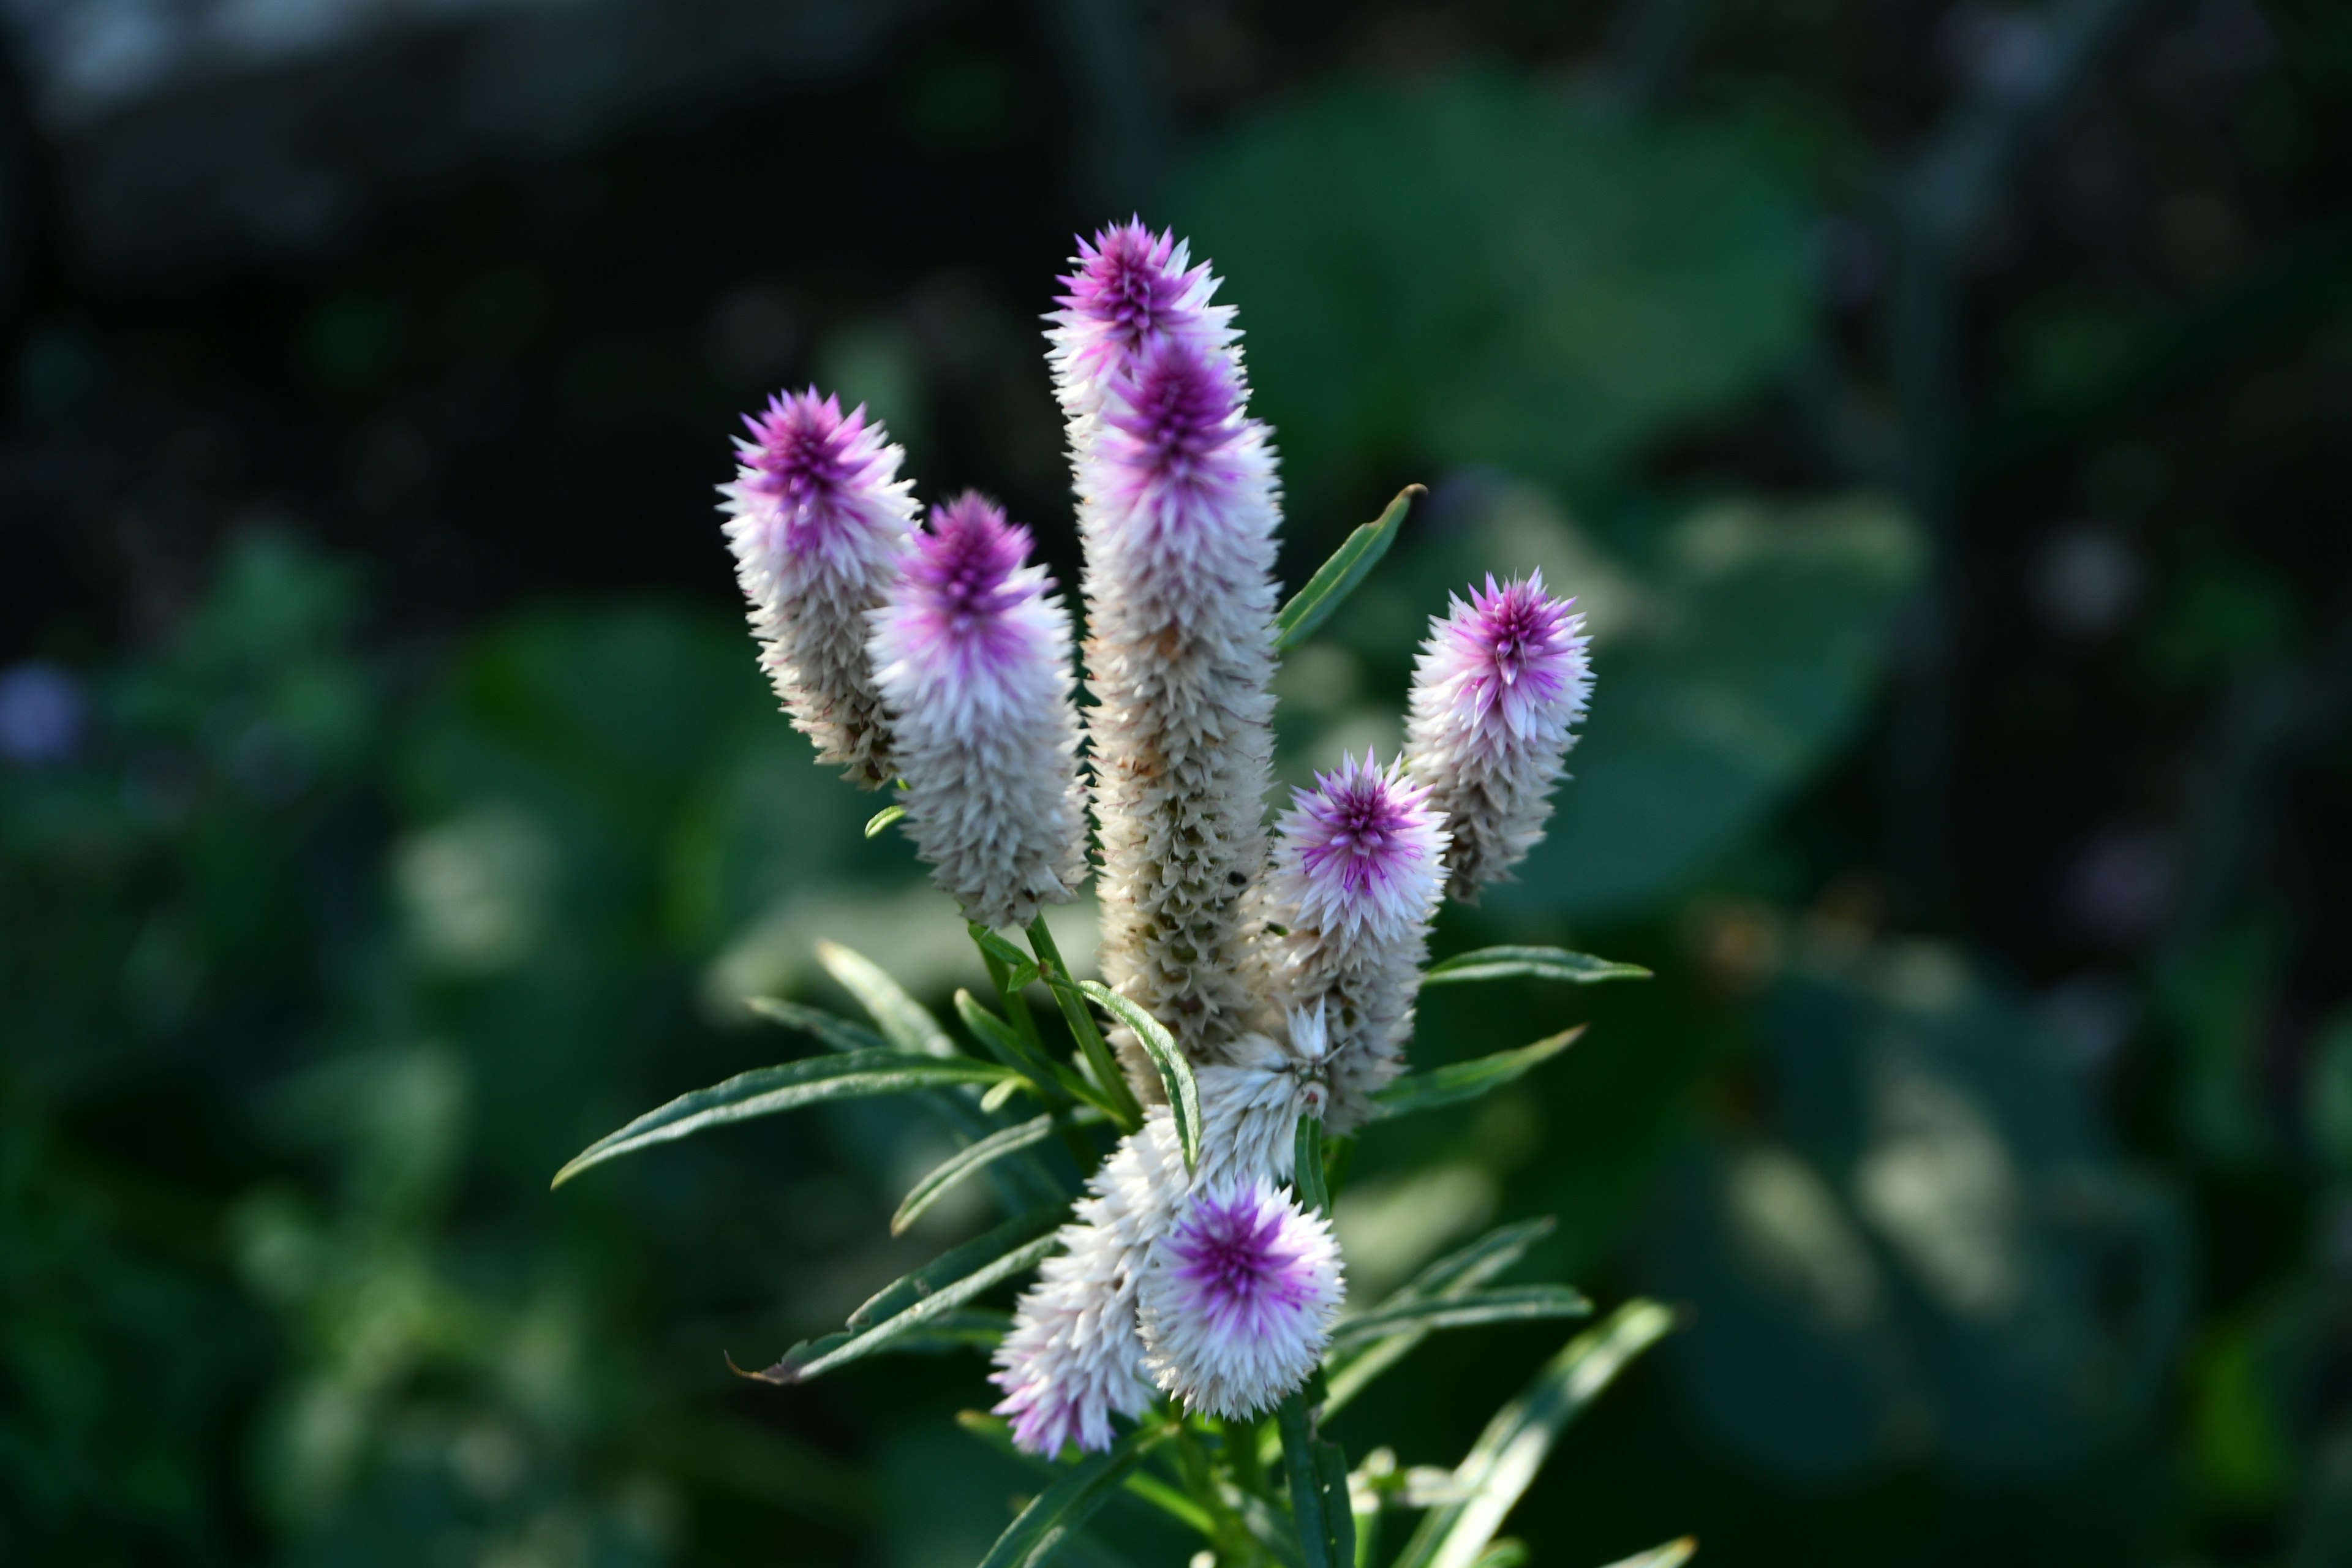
864,802,906,838
1327,1285,1591,1351
741,1207,1063,1383
552,1049,1012,1186
1596,1538,1697,1568
1370,1028,1583,1121
976,1419,1178,1568
1029,919,1144,1131
1278,484,1422,650
1082,981,1199,1172
1422,947,1652,987
816,939,959,1058
1391,1301,1676,1568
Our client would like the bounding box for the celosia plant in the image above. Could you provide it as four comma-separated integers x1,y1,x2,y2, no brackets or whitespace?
558,222,1684,1568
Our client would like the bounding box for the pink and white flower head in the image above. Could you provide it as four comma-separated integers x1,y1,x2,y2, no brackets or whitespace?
870,493,1089,929
720,390,917,786
1271,751,1450,949
1074,235,1281,1077
1048,220,1234,417
1138,1180,1344,1420
1406,570,1591,899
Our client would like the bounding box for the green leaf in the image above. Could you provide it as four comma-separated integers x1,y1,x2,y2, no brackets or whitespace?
956,989,1112,1116
1390,1301,1677,1568
1278,484,1422,650
955,1413,1215,1539
864,802,906,838
970,924,1042,989
892,1112,1095,1236
1081,981,1200,1172
552,1049,1012,1187
1327,1286,1591,1351
1278,1394,1337,1568
1471,1544,1527,1568
744,996,889,1054
977,1419,1178,1568
1028,918,1145,1131
1422,947,1652,987
816,939,959,1058
741,1207,1063,1383
1370,1027,1584,1121
1316,1438,1358,1568
1294,1115,1329,1215
1596,1539,1697,1568
1323,1219,1558,1419
872,1308,1012,1354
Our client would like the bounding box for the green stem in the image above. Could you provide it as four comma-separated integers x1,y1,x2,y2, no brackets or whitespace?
1224,1414,1267,1499
1027,916,1144,1131
1174,1422,1257,1567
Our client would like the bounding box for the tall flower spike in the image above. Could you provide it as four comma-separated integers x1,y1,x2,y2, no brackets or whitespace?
870,494,1088,929
1068,230,1283,1083
722,390,918,786
1404,571,1591,900
1137,1180,1343,1421
1265,752,1450,1130
1047,219,1234,419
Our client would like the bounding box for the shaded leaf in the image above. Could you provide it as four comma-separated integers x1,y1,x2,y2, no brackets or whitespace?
1370,1028,1583,1121
1324,1219,1558,1418
817,939,958,1058
1392,1301,1676,1568
892,1112,1096,1236
1328,1285,1592,1351
1423,946,1652,988
552,1050,1011,1186
744,1207,1064,1383
1278,484,1422,650
744,995,889,1054
977,1420,1178,1568
955,1413,1215,1539
1278,1393,1338,1568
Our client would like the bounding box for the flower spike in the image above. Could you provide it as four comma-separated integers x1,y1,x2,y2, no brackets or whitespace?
1405,570,1591,899
721,390,917,786
870,493,1088,929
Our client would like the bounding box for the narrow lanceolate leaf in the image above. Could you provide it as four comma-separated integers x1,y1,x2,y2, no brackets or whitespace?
742,1207,1064,1384
977,1419,1178,1568
1294,1115,1329,1215
1596,1539,1697,1568
865,802,907,838
1080,981,1200,1173
1323,1219,1558,1419
1277,484,1423,650
816,940,959,1058
1278,1394,1336,1568
892,1112,1095,1236
1369,1027,1585,1121
1421,946,1653,988
954,1412,1216,1539
552,1050,1012,1187
969,923,1042,990
744,996,889,1054
1327,1286,1591,1352
1390,1301,1677,1568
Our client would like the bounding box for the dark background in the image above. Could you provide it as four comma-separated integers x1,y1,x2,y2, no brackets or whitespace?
4,1,2349,1565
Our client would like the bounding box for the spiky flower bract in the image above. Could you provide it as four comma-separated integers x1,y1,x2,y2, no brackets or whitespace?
870,493,1088,929
1047,219,1233,418
1137,1180,1344,1420
1265,752,1450,1130
721,390,917,786
1405,570,1591,900
1069,231,1281,1082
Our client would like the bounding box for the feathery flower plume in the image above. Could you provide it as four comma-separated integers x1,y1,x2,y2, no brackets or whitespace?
722,390,917,786
1404,571,1591,900
1138,1180,1343,1420
1071,238,1283,1081
870,494,1089,929
990,1036,1319,1455
1047,219,1232,418
1265,752,1450,1130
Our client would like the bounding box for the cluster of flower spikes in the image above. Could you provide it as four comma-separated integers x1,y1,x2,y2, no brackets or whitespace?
720,221,1593,1458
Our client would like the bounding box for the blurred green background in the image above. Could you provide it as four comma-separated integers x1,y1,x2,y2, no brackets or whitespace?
3,2,2348,1564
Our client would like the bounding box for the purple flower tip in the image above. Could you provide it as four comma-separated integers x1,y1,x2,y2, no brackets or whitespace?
1429,570,1588,742
1105,334,1241,478
1276,751,1448,942
1058,219,1202,355
889,491,1055,684
737,388,898,554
